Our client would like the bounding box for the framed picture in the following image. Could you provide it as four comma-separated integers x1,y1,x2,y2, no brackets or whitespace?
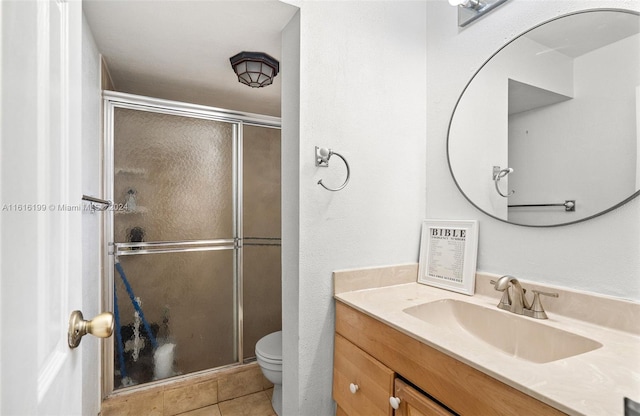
417,219,479,295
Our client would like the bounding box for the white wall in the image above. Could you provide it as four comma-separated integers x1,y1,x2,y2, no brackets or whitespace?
508,33,639,224
281,2,427,415
426,0,640,300
281,9,301,416
449,34,575,220
81,11,103,416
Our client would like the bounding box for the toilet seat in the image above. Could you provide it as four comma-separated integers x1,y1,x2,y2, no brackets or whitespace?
255,330,282,363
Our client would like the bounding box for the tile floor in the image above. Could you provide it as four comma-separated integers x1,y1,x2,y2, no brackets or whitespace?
101,362,275,416
178,390,275,416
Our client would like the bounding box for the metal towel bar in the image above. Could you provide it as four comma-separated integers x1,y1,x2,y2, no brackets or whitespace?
508,200,576,211
111,237,282,257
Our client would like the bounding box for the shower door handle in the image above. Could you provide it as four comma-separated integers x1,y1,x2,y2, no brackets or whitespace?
67,310,114,348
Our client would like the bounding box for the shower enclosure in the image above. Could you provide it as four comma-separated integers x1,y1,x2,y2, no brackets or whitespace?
103,92,281,393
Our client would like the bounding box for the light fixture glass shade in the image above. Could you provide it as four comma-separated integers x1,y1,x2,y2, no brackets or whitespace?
229,51,280,88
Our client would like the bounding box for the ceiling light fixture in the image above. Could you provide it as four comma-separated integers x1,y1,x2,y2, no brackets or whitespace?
229,51,279,88
449,0,484,10
448,0,509,27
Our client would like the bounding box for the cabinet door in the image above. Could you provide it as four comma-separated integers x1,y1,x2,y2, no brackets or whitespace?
333,334,394,416
394,378,455,416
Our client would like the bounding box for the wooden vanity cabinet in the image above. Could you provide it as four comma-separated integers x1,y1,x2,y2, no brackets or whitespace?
334,301,565,416
333,331,454,416
333,333,394,416
393,378,454,416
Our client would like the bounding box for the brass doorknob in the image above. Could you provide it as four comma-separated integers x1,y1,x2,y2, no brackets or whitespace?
68,310,114,349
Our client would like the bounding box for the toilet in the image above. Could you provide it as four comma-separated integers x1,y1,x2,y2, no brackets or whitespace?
255,331,282,416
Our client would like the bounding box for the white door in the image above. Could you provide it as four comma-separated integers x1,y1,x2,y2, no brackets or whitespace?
0,0,85,414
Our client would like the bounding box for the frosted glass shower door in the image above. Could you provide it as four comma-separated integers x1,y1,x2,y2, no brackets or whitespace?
113,108,234,242
242,125,282,359
111,108,237,389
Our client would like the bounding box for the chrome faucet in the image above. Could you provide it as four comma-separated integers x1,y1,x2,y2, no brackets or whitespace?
491,275,558,319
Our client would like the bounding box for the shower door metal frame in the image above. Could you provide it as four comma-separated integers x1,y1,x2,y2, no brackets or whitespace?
102,91,280,396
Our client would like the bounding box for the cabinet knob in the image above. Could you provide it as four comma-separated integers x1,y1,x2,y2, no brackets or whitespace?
389,396,401,410
349,383,359,394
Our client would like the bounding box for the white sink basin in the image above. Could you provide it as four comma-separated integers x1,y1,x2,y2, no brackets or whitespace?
403,299,602,363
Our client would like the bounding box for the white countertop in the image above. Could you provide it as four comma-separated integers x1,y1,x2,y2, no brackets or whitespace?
334,275,640,416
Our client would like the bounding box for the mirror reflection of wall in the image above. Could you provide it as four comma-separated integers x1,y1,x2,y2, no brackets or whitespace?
508,14,639,225
448,10,640,226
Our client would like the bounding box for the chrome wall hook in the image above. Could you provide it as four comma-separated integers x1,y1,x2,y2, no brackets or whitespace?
315,146,350,192
493,166,515,197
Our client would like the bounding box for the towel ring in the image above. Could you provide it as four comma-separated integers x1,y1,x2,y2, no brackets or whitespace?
316,146,350,192
493,166,515,198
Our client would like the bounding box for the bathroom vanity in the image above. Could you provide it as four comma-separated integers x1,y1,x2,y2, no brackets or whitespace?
332,265,640,416
334,302,562,415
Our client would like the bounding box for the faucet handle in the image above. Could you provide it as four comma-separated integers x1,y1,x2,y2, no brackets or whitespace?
532,289,559,298
529,290,559,319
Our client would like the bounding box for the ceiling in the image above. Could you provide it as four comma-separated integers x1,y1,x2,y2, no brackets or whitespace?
83,0,299,117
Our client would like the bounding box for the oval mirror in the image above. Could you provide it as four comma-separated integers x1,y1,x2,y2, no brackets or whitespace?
447,9,640,227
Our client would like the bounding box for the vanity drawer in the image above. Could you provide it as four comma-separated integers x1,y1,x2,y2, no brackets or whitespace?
333,333,394,416
393,378,454,416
